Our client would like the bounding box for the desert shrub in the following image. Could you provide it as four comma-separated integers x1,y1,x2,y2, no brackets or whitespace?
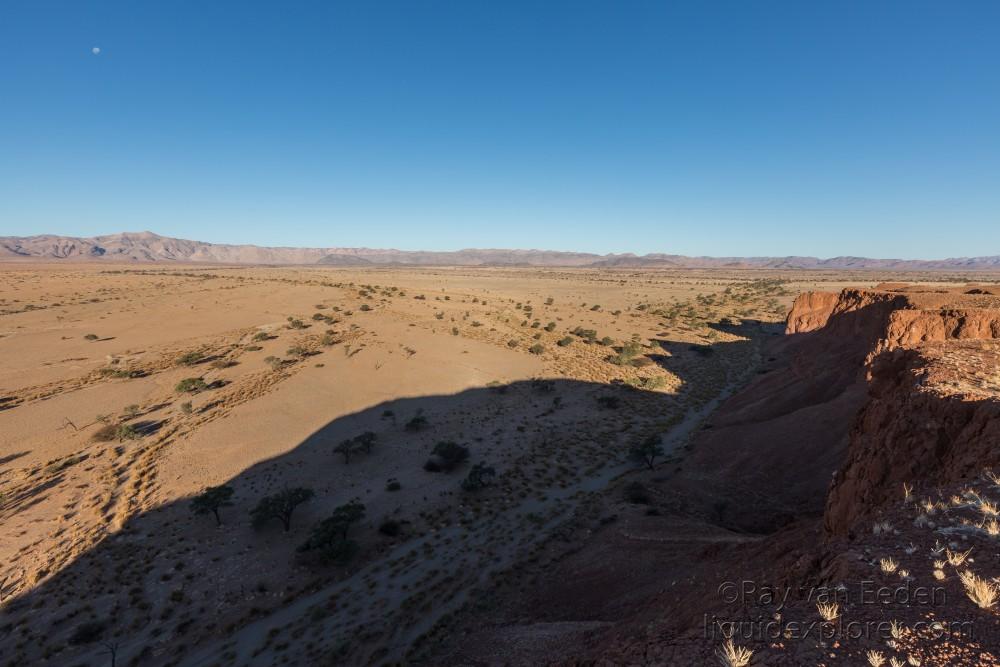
99,367,143,379
191,485,235,526
210,359,237,369
68,620,106,645
175,377,207,393
115,423,141,441
544,322,556,332
598,336,615,346
180,401,193,414
451,327,459,336
84,333,99,341
287,345,308,357
311,313,327,321
461,462,497,491
264,356,284,370
123,404,141,418
545,297,554,305
245,345,263,351
528,344,545,355
320,332,337,346
252,331,271,342
176,351,205,366
507,340,518,348
378,519,402,537
287,318,307,330
426,441,470,472
405,414,428,432
626,376,668,390
610,340,644,365
557,336,573,347
251,487,314,532
359,304,372,311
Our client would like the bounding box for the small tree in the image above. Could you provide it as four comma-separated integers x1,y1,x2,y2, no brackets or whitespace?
251,487,314,531
427,441,470,472
461,462,497,491
630,435,664,470
298,500,366,563
333,438,360,464
191,485,235,526
354,431,377,454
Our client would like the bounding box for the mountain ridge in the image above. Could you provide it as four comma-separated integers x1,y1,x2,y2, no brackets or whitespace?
3,231,1000,269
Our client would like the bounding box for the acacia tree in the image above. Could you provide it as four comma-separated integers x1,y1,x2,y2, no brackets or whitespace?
334,439,360,464
630,435,664,470
191,485,235,526
354,431,377,454
251,487,314,531
426,441,469,472
298,499,366,564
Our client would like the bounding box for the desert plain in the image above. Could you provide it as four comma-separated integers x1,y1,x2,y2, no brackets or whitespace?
3,263,1000,666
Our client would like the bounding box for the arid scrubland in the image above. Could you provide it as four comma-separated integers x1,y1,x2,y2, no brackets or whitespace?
0,263,817,665
4,265,999,666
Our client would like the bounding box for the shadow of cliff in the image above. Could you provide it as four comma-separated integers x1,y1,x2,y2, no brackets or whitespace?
0,319,786,666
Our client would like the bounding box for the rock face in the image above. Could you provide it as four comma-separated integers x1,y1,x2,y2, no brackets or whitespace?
783,285,1000,536
825,340,1000,536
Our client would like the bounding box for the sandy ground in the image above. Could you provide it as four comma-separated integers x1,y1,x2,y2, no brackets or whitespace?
0,263,883,665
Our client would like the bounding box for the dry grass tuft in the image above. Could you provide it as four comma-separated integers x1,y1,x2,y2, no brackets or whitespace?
946,547,972,567
816,601,839,621
879,557,899,574
959,570,998,609
715,638,753,667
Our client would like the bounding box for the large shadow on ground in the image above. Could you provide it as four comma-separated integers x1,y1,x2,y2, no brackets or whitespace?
0,321,785,667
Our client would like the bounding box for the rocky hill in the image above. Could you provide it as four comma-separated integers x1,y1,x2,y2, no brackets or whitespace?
4,231,1000,269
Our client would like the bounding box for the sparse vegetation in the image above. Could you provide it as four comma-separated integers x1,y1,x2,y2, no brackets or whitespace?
191,485,235,526
251,488,315,532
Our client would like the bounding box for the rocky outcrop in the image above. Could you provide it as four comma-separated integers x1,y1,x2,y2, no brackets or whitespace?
825,340,1000,536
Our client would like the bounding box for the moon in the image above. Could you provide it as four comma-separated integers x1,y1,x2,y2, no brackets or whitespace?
92,47,101,55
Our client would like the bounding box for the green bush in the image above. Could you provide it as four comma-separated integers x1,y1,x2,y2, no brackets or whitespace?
529,344,545,355
176,351,205,366
175,377,207,393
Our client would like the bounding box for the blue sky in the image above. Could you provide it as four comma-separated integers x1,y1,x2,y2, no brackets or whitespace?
2,1,998,258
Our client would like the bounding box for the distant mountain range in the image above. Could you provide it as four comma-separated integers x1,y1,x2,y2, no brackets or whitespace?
2,231,999,270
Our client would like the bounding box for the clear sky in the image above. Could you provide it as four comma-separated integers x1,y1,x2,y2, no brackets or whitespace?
2,1,998,258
